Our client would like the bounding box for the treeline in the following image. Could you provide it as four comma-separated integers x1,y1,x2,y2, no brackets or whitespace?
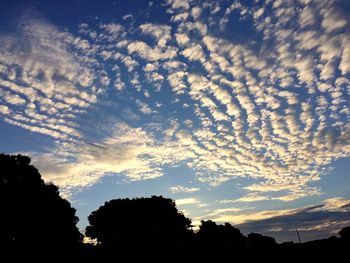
1,154,349,260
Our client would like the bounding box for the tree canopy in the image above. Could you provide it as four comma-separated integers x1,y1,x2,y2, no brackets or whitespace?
246,232,277,249
339,226,350,241
0,154,82,251
85,196,192,248
197,220,245,248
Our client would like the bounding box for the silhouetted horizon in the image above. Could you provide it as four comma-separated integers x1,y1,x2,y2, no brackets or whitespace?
1,153,349,260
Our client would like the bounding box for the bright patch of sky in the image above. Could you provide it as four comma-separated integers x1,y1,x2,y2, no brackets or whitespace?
0,0,350,242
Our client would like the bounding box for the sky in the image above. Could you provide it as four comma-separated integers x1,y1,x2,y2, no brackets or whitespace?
0,0,350,243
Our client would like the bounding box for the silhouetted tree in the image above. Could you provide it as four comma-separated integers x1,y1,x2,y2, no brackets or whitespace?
85,196,193,250
246,232,277,249
339,226,350,242
0,154,82,253
197,220,246,249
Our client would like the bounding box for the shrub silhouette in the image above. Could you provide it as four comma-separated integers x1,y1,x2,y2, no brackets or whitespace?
0,154,82,252
85,196,193,249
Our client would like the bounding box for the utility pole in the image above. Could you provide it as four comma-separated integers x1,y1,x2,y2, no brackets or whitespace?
296,226,302,244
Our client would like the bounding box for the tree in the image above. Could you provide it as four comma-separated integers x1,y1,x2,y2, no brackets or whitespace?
197,220,246,249
0,154,82,251
247,232,277,249
85,196,192,248
339,226,350,241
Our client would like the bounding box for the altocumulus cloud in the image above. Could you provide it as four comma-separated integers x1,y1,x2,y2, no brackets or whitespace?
169,185,200,193
1,0,350,208
0,17,104,141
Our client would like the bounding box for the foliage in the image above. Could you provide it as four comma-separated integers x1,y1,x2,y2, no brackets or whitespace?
0,154,82,251
86,196,192,248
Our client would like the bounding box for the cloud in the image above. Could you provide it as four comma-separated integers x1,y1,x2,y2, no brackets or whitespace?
176,198,200,206
0,17,105,141
215,208,298,226
167,71,188,94
100,23,123,35
175,33,190,45
30,121,196,197
139,23,172,47
181,44,206,62
299,5,316,28
113,52,139,72
294,55,315,83
191,7,201,20
143,63,159,72
127,41,177,61
236,198,350,242
203,207,252,219
220,193,271,203
321,8,347,33
340,37,350,75
166,0,190,10
322,197,350,211
0,105,10,114
3,0,350,208
1,91,26,105
135,99,153,115
169,185,200,193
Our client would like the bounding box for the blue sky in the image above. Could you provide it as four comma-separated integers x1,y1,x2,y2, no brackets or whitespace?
1,0,350,242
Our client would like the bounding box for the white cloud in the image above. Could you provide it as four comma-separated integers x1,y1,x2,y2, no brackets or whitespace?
122,14,133,21
167,0,190,10
321,9,347,33
3,0,350,208
223,193,272,203
320,60,335,80
127,41,177,61
100,23,123,35
143,63,159,72
294,55,315,83
181,21,207,36
340,37,350,75
30,122,196,196
176,198,199,206
139,23,172,47
0,18,103,141
191,7,201,20
322,197,350,211
167,71,188,94
202,207,252,219
171,12,189,22
169,185,200,193
181,44,205,62
299,6,315,28
135,99,153,115
1,91,26,105
253,7,264,20
0,105,10,114
214,208,298,225
175,33,190,45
